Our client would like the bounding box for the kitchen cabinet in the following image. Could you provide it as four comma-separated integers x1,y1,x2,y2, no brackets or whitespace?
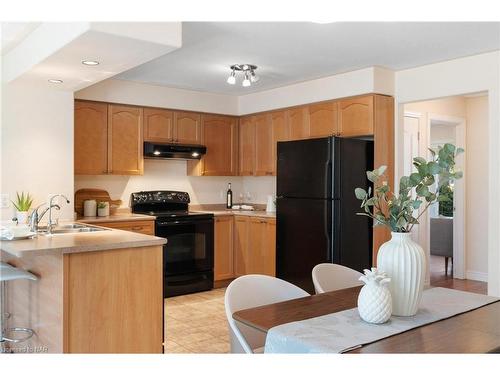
74,101,143,176
234,215,276,277
143,107,174,142
338,95,374,137
309,101,338,138
187,114,238,176
254,114,274,176
74,101,108,175
271,110,289,174
108,104,144,175
214,216,234,281
287,106,310,140
95,220,155,235
239,116,255,176
174,111,201,144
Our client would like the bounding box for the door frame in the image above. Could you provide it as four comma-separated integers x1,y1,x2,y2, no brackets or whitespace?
425,113,467,279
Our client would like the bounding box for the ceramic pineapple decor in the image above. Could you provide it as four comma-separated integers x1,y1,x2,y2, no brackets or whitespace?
357,268,392,324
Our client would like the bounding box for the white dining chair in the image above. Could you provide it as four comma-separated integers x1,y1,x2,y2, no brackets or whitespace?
312,263,364,294
224,274,310,353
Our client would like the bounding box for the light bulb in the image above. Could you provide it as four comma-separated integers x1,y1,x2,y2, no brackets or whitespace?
227,70,236,85
242,73,251,87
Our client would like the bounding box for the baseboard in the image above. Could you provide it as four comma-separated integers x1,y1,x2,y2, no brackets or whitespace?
466,270,488,282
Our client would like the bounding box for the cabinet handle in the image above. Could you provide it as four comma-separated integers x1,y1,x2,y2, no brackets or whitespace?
131,226,143,231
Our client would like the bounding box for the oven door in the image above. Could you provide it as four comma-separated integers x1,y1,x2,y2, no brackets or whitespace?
155,217,214,276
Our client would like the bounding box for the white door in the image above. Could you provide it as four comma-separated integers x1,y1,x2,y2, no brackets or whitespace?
403,115,420,244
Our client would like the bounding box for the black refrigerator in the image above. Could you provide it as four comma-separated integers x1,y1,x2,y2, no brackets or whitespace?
276,136,374,293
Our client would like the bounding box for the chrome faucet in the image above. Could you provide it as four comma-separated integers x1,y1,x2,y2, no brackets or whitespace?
46,194,70,235
28,195,70,234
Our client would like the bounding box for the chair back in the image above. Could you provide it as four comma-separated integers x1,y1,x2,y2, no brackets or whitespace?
312,263,363,294
224,274,309,353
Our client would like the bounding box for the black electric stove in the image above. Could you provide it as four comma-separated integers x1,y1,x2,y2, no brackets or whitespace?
131,191,214,298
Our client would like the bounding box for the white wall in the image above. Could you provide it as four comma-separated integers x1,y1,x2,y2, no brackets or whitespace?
465,95,489,280
395,51,500,296
1,82,74,221
238,66,394,115
75,78,239,115
74,159,243,208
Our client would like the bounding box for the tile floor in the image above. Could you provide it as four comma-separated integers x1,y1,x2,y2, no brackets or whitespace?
165,287,230,354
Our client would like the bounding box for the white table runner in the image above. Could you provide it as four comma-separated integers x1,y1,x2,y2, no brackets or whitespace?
264,287,499,353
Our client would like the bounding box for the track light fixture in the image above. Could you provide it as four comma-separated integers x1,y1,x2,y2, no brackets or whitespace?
226,64,259,87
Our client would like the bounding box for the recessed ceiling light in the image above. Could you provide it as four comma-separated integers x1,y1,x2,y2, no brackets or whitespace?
82,60,99,66
48,79,63,84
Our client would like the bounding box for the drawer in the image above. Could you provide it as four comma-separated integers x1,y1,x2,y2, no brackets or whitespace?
97,220,155,235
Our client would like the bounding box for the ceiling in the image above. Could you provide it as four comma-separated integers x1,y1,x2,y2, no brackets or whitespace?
1,22,41,54
116,22,500,96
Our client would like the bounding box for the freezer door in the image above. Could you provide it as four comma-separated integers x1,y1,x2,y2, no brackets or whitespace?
277,137,332,199
276,197,332,293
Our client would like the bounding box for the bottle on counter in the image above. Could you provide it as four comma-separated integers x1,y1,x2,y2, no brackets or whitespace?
226,183,233,209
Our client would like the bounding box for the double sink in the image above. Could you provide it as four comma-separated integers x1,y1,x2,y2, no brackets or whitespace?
38,223,109,235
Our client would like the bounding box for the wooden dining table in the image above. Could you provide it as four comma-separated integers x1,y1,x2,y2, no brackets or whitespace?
232,286,500,353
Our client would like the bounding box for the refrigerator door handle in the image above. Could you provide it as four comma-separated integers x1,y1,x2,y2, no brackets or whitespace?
324,201,333,263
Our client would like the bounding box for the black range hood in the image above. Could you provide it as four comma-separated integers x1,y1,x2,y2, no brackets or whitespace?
144,142,207,160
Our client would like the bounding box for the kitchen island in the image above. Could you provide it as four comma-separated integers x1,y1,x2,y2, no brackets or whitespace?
0,224,166,353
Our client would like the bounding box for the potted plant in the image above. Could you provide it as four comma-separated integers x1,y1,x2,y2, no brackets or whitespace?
355,144,463,316
12,191,34,224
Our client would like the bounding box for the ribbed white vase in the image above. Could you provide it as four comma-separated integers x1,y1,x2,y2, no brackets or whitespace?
377,232,426,316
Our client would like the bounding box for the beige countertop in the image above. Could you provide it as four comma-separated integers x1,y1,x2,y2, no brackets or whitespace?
76,212,155,223
190,204,276,219
0,223,166,258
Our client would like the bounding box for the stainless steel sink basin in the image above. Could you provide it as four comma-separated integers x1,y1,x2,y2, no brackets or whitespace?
39,223,109,235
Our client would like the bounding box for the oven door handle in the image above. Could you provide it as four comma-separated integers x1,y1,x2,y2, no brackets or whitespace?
156,219,214,226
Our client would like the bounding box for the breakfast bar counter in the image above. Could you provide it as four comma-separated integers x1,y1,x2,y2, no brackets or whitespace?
0,224,166,354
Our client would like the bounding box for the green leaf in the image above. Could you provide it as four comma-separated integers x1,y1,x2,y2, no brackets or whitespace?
355,188,367,200
444,143,456,154
413,156,426,165
454,171,463,179
377,165,387,175
416,185,430,197
366,171,377,183
409,173,422,186
427,161,441,175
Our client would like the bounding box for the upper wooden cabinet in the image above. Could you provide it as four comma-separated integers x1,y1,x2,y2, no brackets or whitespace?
143,109,200,144
143,108,174,142
187,114,238,176
174,111,201,144
338,95,374,137
74,101,108,175
309,101,338,138
271,110,289,174
239,116,256,176
75,101,143,176
287,107,310,140
108,104,144,175
254,114,274,176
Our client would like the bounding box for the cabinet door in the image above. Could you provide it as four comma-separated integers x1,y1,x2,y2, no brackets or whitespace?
248,218,265,274
74,101,108,175
234,216,249,277
338,95,374,137
264,218,276,277
287,107,310,140
214,216,234,281
254,113,274,176
195,114,238,176
108,104,144,175
96,220,155,235
271,110,289,175
239,116,256,176
143,108,174,142
174,111,201,144
309,101,338,138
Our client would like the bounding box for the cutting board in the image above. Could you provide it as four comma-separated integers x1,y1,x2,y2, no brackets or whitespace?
74,189,123,216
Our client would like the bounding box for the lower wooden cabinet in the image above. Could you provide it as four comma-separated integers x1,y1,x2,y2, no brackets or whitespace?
233,215,276,277
94,220,155,235
214,216,234,281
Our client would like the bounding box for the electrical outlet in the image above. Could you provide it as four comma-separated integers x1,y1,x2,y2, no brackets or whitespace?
0,194,10,208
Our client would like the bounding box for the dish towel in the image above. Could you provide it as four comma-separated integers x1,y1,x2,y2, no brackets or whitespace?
0,226,14,240
264,287,499,353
